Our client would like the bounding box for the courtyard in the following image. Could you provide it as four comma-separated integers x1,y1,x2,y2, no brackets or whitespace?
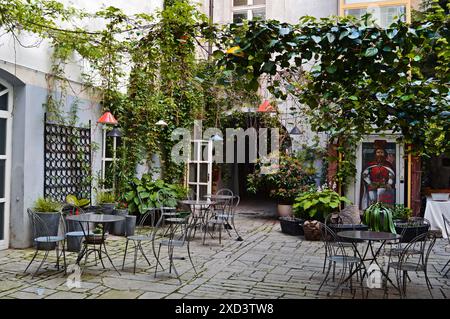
0,202,449,300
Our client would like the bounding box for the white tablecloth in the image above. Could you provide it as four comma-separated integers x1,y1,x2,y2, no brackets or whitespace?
424,198,450,238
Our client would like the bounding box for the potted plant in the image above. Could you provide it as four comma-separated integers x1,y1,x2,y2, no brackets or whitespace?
394,217,429,243
124,175,187,225
32,197,63,249
391,204,412,223
247,154,316,217
363,202,396,233
96,191,116,214
293,185,351,240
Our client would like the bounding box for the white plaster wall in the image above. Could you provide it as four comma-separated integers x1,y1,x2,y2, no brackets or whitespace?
0,0,163,85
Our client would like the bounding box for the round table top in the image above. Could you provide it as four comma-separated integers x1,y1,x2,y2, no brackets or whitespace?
66,213,125,223
328,224,369,230
338,230,401,241
179,200,216,205
204,194,235,200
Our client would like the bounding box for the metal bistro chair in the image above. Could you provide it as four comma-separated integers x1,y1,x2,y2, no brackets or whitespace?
122,209,162,274
317,222,363,296
441,214,450,277
25,208,67,278
385,217,431,280
388,231,437,299
323,213,364,276
152,212,197,284
204,191,242,244
62,204,92,253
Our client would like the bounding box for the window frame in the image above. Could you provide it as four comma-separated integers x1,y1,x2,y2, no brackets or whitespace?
232,0,266,22
339,0,411,24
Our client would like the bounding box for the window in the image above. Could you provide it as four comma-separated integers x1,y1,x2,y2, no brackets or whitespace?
101,128,121,191
232,0,266,23
340,0,410,27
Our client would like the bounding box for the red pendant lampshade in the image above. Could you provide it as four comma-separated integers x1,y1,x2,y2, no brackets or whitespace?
257,100,275,112
97,111,118,125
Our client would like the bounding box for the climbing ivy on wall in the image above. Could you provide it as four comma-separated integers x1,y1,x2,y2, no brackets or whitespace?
0,0,264,196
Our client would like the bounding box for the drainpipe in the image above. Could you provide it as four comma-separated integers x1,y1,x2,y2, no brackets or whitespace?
208,0,214,58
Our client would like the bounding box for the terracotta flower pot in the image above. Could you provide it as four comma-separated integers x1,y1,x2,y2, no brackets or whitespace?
277,204,293,217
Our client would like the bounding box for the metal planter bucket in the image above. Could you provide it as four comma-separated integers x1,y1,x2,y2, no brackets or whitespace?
112,209,129,236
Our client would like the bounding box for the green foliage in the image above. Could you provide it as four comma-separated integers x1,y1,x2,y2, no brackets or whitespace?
65,194,90,208
96,191,116,204
124,174,187,214
363,202,397,233
391,204,412,220
247,153,316,204
293,186,351,221
33,197,62,213
216,4,450,187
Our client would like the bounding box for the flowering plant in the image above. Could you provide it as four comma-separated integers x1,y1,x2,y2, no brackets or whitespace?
247,153,316,204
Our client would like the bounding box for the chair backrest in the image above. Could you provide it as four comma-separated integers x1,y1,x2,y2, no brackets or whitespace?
397,231,436,267
27,208,64,243
151,213,195,246
134,209,157,236
156,189,178,209
216,188,234,196
319,223,351,271
443,214,450,244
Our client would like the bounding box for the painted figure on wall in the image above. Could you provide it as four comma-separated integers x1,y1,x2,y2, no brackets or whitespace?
360,140,396,209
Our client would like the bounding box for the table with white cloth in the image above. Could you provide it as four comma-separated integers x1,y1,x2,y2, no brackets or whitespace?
424,197,450,238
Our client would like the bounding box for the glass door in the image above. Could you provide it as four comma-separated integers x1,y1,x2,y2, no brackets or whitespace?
0,80,12,250
187,140,212,201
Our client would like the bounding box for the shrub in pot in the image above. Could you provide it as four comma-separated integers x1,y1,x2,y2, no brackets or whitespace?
96,191,116,214
293,185,351,240
33,197,63,249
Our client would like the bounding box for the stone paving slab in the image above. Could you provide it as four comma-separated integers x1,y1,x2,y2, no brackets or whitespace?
0,204,449,299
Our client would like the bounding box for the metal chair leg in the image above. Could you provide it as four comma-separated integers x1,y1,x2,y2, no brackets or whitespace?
62,242,67,275
133,241,138,274
122,239,129,270
25,247,39,273
154,244,162,278
138,242,152,268
317,261,332,295
33,250,50,278
187,242,197,275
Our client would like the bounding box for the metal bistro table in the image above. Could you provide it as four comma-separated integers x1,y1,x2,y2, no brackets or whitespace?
179,200,216,242
66,213,125,275
337,230,401,294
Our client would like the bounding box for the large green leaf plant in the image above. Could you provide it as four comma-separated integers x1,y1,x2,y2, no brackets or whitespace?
124,173,187,214
293,186,351,221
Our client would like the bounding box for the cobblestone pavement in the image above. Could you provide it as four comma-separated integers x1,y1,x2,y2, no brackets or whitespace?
0,202,449,299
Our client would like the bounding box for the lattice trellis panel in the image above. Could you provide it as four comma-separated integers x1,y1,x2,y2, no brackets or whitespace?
44,117,92,202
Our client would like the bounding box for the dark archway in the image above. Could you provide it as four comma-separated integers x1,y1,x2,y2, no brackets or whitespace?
213,111,292,200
